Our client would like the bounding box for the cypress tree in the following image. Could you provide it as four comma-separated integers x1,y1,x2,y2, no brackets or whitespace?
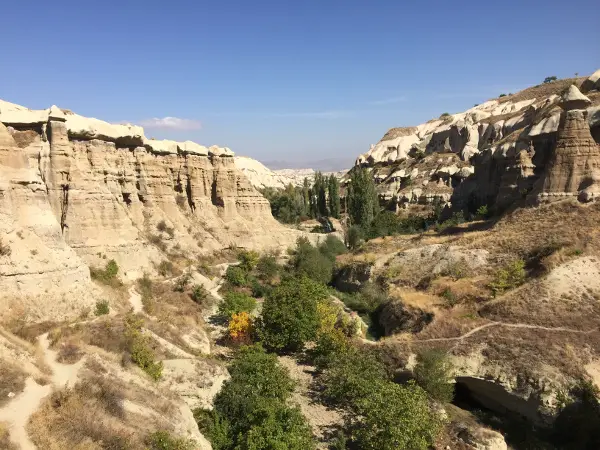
327,175,341,219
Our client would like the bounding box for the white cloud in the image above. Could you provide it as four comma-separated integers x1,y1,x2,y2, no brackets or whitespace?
370,96,407,106
138,117,202,130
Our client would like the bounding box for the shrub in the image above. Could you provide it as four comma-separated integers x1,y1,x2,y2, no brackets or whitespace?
250,277,271,298
435,211,465,232
367,210,400,239
203,344,314,449
439,112,451,119
90,259,122,287
228,312,253,345
94,300,110,316
146,431,194,450
291,237,333,285
413,349,455,403
346,225,363,249
175,194,187,208
476,204,489,219
173,271,191,292
321,347,388,408
125,314,163,380
441,288,459,307
238,250,260,272
258,277,327,352
156,220,174,238
225,265,247,286
351,380,441,450
552,380,600,449
319,235,347,261
190,285,208,304
489,259,526,296
149,234,167,252
218,292,256,320
256,254,279,281
544,76,558,83
499,93,507,97
158,260,176,277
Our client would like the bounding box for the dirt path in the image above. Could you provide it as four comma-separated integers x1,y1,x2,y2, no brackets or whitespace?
278,356,343,449
0,332,86,448
414,321,597,343
128,285,143,313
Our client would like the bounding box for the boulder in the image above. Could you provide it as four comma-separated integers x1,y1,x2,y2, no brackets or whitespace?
581,68,600,93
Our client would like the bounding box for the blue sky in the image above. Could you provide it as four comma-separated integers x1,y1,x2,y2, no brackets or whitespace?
2,0,598,169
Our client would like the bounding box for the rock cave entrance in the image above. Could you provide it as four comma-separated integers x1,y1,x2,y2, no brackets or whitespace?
452,377,553,448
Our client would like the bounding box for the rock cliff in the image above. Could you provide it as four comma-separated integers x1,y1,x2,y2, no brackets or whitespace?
0,99,301,318
348,71,600,213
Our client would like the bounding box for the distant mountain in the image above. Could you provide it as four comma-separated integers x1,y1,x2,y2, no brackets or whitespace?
262,157,351,172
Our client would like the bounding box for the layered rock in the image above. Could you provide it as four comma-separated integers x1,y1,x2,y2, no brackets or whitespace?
348,71,600,213
0,99,304,316
538,86,600,202
0,121,95,321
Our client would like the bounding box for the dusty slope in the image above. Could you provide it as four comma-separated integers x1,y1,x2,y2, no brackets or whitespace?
336,199,600,421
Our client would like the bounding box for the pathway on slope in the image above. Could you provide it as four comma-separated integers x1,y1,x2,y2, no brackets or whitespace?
0,333,85,449
414,321,597,344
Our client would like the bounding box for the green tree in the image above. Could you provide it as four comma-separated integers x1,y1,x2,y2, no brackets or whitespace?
204,345,315,449
319,235,347,262
351,380,441,450
225,265,247,287
302,178,312,217
218,292,257,320
413,349,455,403
347,168,378,227
258,276,327,352
313,171,328,217
238,250,260,272
327,175,341,219
256,254,279,282
291,237,334,285
346,225,363,249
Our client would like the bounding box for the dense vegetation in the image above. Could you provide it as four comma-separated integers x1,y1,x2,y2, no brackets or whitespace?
261,172,341,223
197,239,453,449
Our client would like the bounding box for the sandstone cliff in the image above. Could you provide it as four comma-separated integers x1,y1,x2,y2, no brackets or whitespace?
0,99,302,319
349,71,600,213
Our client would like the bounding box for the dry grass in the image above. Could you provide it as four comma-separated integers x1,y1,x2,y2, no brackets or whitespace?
495,77,584,104
0,423,18,450
57,342,84,364
28,376,140,450
0,362,27,406
379,126,418,142
9,321,60,343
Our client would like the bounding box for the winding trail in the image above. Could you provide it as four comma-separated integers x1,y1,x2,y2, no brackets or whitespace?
0,333,86,449
414,321,597,343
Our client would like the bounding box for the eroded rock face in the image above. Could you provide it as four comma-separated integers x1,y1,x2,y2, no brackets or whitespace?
348,71,600,212
539,87,600,202
0,99,303,316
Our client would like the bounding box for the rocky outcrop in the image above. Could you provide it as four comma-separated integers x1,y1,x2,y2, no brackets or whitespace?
348,71,600,213
0,99,304,316
581,68,600,93
538,86,600,202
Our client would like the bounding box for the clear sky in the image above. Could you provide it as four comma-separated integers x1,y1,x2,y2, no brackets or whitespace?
2,0,598,169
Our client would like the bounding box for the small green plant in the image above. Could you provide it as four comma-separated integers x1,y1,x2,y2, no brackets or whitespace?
499,93,507,97
125,314,163,380
90,259,122,287
346,225,363,250
158,260,175,277
256,254,279,281
476,204,489,219
173,271,191,292
489,259,527,296
237,250,259,272
190,285,208,304
94,300,110,316
543,76,558,83
225,265,247,287
439,112,451,118
441,288,458,307
146,430,194,450
218,292,256,320
413,349,455,403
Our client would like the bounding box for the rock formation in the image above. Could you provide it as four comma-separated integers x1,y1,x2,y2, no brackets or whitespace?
347,71,600,213
538,85,600,201
0,99,304,318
